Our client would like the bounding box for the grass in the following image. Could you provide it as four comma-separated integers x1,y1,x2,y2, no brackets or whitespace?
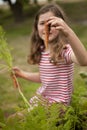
0,1,87,122
4,18,33,39
58,1,87,22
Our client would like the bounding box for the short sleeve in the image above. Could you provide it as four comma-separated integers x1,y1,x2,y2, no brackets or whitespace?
62,44,73,64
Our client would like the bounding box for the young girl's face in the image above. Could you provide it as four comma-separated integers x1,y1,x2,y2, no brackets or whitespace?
37,11,59,43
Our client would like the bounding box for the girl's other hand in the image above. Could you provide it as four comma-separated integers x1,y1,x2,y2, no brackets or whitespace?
12,67,24,78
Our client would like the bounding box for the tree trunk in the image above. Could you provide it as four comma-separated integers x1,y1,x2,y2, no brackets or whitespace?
3,0,24,22
12,1,24,22
33,0,38,4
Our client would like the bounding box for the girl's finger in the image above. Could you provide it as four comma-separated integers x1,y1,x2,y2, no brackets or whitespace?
47,19,62,27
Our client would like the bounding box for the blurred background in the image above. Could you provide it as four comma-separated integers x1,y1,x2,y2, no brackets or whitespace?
0,0,87,122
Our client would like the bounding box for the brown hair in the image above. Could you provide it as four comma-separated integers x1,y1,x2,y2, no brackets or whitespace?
28,3,67,65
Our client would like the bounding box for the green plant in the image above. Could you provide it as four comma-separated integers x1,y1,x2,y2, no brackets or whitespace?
80,71,87,85
0,26,32,109
3,99,87,130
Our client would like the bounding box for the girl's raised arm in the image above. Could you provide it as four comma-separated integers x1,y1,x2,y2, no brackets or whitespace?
67,28,87,66
48,16,87,66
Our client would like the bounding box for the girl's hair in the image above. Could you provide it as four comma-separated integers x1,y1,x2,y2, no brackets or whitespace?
28,3,67,65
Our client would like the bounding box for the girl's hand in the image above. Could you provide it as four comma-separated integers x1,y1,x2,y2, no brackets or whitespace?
12,67,24,78
47,16,72,37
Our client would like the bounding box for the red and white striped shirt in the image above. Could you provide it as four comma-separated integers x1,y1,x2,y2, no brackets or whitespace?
37,44,74,105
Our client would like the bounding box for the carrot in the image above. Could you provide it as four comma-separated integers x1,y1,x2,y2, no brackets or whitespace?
11,71,31,108
11,71,19,88
44,21,50,50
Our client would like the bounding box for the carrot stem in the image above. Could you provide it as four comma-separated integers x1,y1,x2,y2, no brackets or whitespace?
11,71,32,109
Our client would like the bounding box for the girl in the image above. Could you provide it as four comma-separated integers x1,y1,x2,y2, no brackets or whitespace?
13,3,87,106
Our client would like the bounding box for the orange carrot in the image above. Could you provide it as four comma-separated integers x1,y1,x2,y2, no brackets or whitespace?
11,71,20,88
44,22,50,50
11,71,31,108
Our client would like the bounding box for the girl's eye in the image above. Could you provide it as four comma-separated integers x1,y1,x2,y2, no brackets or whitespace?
51,25,56,28
39,22,44,25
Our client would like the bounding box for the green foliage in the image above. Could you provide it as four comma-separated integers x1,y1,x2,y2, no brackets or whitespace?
80,72,87,85
2,95,87,130
0,26,32,110
0,108,6,129
0,26,13,72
